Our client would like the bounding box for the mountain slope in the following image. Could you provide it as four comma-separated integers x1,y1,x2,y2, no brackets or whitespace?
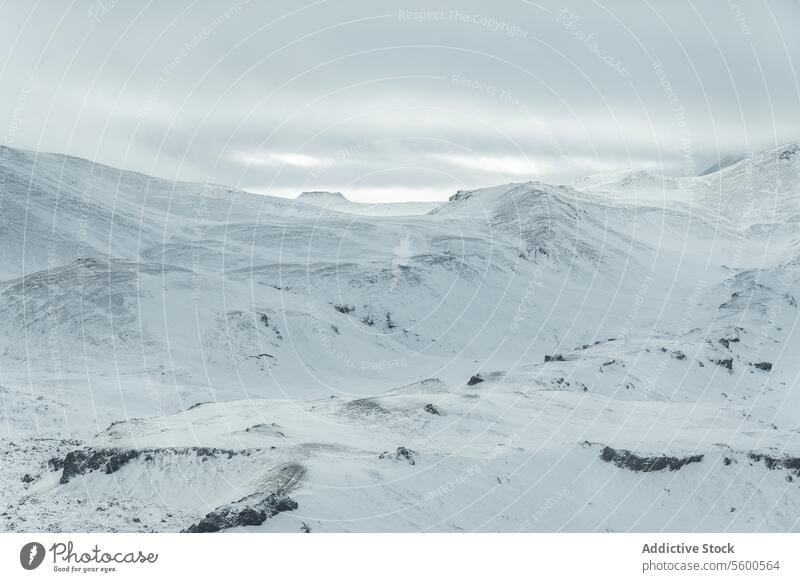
1,144,799,532
296,190,439,216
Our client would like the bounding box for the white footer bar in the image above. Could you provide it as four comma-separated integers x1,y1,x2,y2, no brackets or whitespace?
1,533,796,581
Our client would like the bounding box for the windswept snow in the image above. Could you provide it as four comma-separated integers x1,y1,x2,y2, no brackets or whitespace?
2,143,800,532
296,190,439,216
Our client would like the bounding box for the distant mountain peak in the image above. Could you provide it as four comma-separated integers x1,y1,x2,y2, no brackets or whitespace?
448,189,472,202
447,181,539,203
297,190,348,202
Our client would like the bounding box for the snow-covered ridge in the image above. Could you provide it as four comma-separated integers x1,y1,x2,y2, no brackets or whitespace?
298,190,348,201
580,142,800,227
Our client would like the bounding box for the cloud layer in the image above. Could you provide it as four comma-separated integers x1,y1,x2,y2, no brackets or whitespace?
1,0,798,201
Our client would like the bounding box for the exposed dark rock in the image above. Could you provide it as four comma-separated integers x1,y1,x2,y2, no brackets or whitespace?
300,522,312,533
56,447,245,484
380,446,416,465
718,337,740,349
59,449,142,484
600,446,703,472
273,496,298,512
21,473,34,483
231,508,267,528
748,453,800,476
672,351,686,360
361,315,375,326
448,189,473,202
714,358,734,372
183,464,305,533
779,144,799,160
333,304,355,314
544,354,565,363
385,312,397,329
396,446,416,465
467,374,484,386
48,457,65,472
423,403,441,416
184,494,298,533
749,452,780,470
752,362,772,372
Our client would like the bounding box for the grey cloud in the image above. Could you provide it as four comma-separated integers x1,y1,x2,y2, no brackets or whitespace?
1,0,798,201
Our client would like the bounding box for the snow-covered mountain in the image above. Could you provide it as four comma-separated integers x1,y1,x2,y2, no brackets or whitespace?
2,143,800,532
581,143,800,228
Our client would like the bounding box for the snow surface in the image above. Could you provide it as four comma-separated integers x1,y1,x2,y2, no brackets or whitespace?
1,143,800,532
296,190,439,216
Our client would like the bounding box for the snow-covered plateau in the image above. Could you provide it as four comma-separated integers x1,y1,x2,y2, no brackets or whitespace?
1,143,800,532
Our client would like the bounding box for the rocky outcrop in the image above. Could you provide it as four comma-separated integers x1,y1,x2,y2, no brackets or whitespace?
57,449,141,484
53,447,245,484
423,403,441,415
184,493,298,533
467,374,484,386
714,358,734,372
748,453,800,476
600,446,703,472
380,446,417,465
183,463,305,533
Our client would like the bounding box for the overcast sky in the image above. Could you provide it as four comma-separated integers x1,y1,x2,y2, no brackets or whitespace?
1,0,799,202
